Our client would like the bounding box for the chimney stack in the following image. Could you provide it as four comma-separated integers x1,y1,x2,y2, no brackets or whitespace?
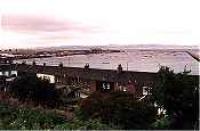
117,64,123,73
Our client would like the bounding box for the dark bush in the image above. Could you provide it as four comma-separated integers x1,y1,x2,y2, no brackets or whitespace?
151,66,199,129
9,74,60,108
79,91,157,129
0,102,66,129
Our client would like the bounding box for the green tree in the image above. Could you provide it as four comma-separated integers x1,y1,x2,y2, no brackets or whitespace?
151,66,199,129
79,91,157,129
9,73,60,108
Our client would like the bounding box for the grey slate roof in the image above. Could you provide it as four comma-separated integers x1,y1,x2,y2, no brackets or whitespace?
1,64,157,83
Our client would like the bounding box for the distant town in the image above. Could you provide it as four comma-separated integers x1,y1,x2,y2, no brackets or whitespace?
0,47,121,60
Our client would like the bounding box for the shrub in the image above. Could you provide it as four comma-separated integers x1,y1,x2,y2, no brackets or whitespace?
151,66,199,129
9,74,60,108
0,103,66,129
55,118,113,130
79,91,157,129
0,102,113,130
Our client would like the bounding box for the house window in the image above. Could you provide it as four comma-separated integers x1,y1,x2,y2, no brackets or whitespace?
118,84,126,92
123,87,127,92
102,82,111,90
4,71,9,77
142,86,152,96
107,83,110,89
143,86,148,96
103,83,106,89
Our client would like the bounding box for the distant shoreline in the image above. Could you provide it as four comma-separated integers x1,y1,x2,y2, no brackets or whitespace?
186,51,200,62
2,49,121,60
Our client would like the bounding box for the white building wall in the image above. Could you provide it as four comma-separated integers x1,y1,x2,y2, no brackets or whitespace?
36,73,55,83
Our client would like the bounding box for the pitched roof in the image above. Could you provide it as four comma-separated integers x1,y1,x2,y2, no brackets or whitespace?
8,64,157,83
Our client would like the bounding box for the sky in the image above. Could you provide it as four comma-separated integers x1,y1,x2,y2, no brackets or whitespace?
0,0,200,49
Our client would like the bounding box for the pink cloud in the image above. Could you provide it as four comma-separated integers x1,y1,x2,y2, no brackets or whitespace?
1,14,93,33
